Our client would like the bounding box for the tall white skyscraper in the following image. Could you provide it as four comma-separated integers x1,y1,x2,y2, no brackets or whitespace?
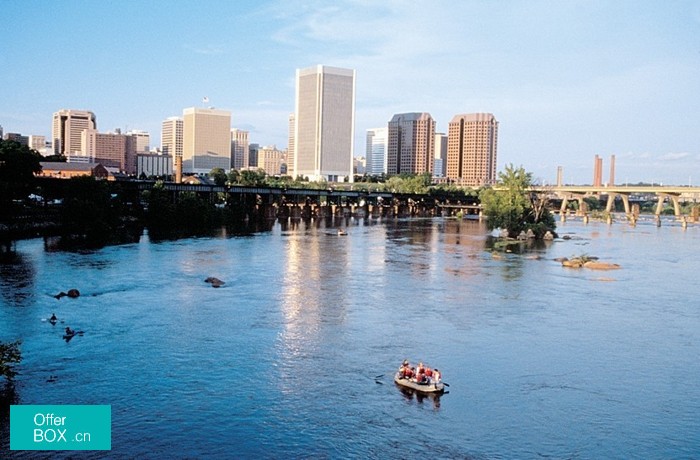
287,113,295,178
294,65,355,182
161,117,183,159
182,107,231,174
52,109,97,155
434,132,448,178
365,127,388,175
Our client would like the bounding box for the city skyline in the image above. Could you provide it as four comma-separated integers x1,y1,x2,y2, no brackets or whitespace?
2,1,699,185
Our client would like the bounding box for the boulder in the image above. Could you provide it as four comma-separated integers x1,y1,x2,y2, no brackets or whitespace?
561,259,583,268
583,261,621,270
204,277,225,287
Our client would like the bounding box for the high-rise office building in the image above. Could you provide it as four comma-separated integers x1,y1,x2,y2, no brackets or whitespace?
125,130,150,175
126,130,150,153
161,117,183,159
81,128,127,170
248,144,259,169
446,113,498,186
365,127,388,175
257,145,284,176
231,128,249,170
294,65,355,182
4,132,29,146
434,133,448,178
353,156,366,175
52,109,97,155
287,114,295,178
387,113,435,175
28,135,46,153
182,107,231,174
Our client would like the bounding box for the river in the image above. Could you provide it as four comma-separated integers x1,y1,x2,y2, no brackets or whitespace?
1,216,699,459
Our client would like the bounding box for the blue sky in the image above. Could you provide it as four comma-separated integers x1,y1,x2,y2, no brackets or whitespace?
2,0,699,185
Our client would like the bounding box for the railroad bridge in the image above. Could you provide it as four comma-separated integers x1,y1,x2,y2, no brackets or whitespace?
131,182,482,220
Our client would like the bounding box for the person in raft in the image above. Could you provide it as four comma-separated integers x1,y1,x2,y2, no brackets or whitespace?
398,360,413,379
400,360,442,385
432,369,441,387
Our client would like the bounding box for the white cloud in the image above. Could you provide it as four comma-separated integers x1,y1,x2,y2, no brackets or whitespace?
659,152,691,161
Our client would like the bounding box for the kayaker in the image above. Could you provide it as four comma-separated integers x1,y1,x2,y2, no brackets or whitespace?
65,326,74,336
50,313,57,322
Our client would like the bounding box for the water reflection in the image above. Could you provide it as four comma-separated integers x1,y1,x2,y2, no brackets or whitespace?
277,219,353,396
396,385,443,410
0,247,35,307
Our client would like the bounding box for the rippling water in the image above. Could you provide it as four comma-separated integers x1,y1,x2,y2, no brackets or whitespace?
1,217,699,458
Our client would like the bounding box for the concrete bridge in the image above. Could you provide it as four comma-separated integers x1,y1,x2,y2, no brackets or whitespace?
541,185,700,224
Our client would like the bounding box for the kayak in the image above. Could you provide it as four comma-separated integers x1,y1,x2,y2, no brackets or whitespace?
63,331,84,339
394,372,445,394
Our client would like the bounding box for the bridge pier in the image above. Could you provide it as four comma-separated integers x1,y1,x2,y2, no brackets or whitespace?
605,192,631,215
655,193,681,217
559,197,569,219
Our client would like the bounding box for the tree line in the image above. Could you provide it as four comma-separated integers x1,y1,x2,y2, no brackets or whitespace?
2,138,558,244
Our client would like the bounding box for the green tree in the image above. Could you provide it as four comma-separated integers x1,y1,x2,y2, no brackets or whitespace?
227,169,240,185
384,173,431,194
479,164,556,238
209,168,227,186
144,183,177,236
0,139,42,213
0,340,21,383
239,169,267,186
60,176,119,240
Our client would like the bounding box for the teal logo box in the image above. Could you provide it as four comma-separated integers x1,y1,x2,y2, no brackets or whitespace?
10,405,111,451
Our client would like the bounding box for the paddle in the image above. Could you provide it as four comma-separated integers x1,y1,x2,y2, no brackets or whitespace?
443,382,450,387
